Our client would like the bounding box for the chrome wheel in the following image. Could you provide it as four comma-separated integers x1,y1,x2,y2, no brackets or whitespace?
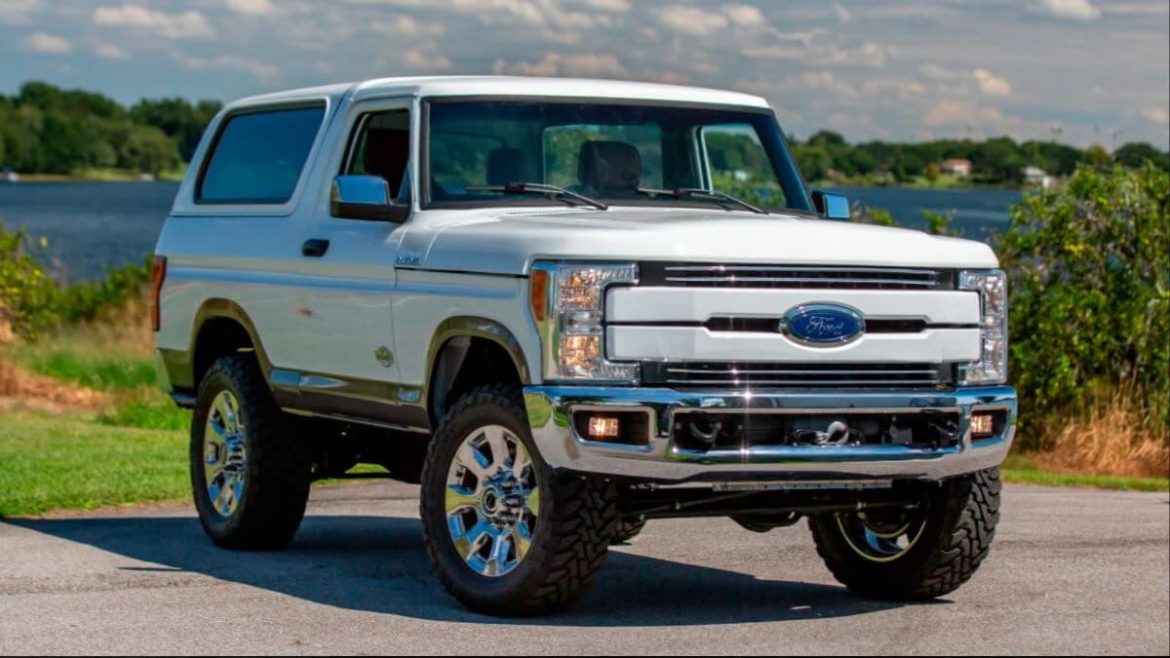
835,508,928,563
444,424,540,578
203,390,247,518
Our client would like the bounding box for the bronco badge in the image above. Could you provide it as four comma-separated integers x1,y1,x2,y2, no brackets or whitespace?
779,303,865,346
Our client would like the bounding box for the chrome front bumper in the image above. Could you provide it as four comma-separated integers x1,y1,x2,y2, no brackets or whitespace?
524,385,1016,484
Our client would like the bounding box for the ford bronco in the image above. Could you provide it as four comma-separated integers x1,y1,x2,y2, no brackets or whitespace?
153,76,1016,616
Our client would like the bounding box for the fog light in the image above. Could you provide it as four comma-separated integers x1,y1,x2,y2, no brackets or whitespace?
970,412,996,438
586,416,620,440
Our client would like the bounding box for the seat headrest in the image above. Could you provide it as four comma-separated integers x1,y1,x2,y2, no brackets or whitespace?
486,147,525,186
362,128,410,192
578,141,641,193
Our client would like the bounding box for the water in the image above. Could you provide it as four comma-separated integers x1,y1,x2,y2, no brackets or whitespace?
0,182,178,283
0,182,1021,282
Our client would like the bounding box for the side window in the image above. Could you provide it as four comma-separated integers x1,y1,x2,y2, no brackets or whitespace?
198,105,324,204
344,109,411,201
702,124,785,207
542,123,663,189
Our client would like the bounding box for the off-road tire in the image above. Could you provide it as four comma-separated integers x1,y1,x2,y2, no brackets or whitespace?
420,384,618,616
611,516,646,544
191,354,311,550
809,468,1001,600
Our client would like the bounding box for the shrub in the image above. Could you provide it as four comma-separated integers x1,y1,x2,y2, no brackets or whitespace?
997,164,1169,451
0,225,58,339
1,222,151,340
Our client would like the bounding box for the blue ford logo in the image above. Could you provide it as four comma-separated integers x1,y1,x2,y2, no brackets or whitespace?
780,304,865,346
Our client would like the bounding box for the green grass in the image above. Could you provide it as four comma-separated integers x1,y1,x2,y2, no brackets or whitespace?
0,413,190,517
1002,454,1169,492
96,395,191,430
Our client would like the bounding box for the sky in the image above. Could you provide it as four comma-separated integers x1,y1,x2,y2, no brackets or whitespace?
2,0,1168,148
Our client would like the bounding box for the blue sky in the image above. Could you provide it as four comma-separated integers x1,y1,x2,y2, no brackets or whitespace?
2,0,1167,148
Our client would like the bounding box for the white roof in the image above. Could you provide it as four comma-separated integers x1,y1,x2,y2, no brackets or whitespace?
229,75,770,111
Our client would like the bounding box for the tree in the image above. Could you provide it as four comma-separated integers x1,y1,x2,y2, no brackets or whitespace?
1081,144,1112,167
1114,142,1170,171
924,161,941,185
793,145,832,182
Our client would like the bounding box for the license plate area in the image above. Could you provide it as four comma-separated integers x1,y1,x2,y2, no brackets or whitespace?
670,410,963,454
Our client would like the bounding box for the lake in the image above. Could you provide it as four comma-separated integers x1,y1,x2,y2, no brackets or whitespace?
0,181,1022,282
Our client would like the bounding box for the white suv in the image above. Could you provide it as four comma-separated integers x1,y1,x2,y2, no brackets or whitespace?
153,76,1016,616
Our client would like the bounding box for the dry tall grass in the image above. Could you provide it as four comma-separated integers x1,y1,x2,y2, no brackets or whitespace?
1031,391,1170,479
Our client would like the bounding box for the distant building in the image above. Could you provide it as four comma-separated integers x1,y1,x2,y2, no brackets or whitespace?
1023,165,1053,189
940,158,972,177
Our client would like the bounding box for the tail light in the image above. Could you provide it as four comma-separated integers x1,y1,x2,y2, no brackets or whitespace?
150,256,167,332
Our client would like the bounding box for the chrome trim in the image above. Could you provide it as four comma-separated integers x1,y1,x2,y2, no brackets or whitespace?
524,385,1016,483
652,264,945,290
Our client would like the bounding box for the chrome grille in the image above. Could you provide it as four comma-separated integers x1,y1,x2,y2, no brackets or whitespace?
641,263,949,290
643,362,949,388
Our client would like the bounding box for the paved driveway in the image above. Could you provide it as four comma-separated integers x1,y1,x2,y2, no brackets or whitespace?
1,482,1167,655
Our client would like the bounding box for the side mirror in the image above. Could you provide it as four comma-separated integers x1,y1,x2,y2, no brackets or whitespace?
811,190,850,220
331,175,409,222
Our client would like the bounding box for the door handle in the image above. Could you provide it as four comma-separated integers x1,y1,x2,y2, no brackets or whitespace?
302,239,330,258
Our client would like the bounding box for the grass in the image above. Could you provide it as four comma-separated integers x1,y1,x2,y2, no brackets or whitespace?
1002,454,1169,492
0,413,190,517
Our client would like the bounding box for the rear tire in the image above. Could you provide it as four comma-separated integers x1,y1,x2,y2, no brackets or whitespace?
190,354,311,550
420,385,618,616
809,468,1001,600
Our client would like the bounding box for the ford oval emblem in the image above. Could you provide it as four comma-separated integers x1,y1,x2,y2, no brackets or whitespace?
780,304,865,346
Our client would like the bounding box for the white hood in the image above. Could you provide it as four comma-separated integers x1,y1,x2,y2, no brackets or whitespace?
407,206,1000,275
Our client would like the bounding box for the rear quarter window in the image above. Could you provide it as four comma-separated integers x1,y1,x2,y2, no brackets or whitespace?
197,105,325,205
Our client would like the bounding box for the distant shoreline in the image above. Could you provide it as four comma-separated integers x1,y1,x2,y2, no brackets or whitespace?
3,168,185,184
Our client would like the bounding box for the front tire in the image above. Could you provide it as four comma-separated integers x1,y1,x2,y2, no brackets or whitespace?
190,354,311,550
420,385,618,616
809,468,1001,600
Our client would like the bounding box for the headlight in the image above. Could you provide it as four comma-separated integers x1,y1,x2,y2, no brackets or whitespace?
531,262,639,383
958,269,1008,385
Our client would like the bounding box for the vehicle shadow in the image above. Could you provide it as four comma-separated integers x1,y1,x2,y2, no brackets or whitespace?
10,514,905,626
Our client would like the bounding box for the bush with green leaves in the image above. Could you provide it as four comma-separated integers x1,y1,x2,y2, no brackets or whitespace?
1,222,151,340
997,165,1169,449
1,225,58,338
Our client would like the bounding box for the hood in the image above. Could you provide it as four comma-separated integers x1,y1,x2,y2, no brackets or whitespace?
406,206,1000,275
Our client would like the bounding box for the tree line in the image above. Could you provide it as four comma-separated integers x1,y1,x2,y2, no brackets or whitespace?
788,129,1169,185
0,81,221,177
1,80,1167,183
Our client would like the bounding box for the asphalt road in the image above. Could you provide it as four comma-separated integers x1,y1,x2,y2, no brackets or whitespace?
1,482,1167,655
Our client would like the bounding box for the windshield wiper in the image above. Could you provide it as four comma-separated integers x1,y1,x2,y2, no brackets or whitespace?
465,182,608,210
637,187,767,215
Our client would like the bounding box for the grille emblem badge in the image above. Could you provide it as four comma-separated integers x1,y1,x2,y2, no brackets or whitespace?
779,304,865,346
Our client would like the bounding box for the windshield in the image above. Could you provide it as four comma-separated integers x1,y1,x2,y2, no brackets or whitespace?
424,99,811,212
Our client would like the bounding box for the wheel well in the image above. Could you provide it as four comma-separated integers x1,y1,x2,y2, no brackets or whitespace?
428,336,523,425
192,317,255,389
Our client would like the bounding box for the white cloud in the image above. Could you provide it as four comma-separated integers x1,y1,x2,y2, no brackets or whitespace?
372,14,445,37
0,0,43,25
493,52,628,78
833,3,852,22
1036,0,1101,20
578,0,631,11
21,31,71,55
225,0,276,16
925,99,1010,127
974,68,1012,97
92,43,130,60
93,5,215,40
180,54,279,82
1141,107,1169,124
402,49,453,71
919,63,958,81
723,4,768,28
654,5,729,35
